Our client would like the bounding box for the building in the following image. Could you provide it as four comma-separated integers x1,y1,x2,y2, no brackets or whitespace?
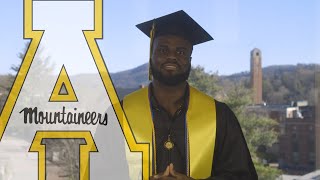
278,103,315,174
250,48,263,105
248,49,319,174
247,101,316,175
246,104,286,162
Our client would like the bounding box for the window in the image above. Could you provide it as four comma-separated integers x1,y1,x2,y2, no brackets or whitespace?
292,152,299,163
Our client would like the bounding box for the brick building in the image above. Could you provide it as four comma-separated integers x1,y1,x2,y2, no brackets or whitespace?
278,104,315,174
247,102,316,175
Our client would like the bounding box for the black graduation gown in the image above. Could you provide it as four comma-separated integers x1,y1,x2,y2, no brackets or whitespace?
149,89,258,180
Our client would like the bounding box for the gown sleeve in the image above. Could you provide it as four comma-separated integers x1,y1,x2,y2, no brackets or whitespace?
205,101,258,180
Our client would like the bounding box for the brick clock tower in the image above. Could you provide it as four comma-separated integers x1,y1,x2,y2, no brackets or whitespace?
250,48,263,105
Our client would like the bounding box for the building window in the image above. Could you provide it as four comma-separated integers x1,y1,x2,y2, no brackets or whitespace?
309,126,313,131
280,126,285,135
292,152,299,163
291,141,299,152
309,135,315,152
309,152,315,165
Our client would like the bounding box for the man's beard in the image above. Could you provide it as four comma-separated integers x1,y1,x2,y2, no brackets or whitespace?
151,63,191,86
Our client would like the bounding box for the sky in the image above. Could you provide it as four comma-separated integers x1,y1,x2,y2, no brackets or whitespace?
0,0,319,76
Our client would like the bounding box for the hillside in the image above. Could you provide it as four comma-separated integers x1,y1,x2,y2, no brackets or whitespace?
110,63,149,88
109,63,319,104
0,63,319,104
220,64,319,104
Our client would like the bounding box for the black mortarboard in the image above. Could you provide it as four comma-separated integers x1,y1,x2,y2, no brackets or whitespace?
136,10,213,45
136,10,214,80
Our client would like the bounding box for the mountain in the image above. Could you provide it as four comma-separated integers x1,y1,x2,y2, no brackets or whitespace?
110,63,319,103
219,64,319,104
110,63,149,88
0,63,318,104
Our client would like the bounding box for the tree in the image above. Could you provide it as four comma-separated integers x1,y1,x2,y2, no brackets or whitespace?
1,42,83,180
189,68,282,179
223,83,281,179
0,75,14,112
2,42,55,139
188,65,220,97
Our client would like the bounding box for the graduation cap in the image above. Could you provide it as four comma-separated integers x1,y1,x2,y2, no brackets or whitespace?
136,10,214,80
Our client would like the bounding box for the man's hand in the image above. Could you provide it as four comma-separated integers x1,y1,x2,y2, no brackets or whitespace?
150,165,175,180
150,164,194,180
169,163,194,180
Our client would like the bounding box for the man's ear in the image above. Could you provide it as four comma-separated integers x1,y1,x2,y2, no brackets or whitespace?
189,56,192,62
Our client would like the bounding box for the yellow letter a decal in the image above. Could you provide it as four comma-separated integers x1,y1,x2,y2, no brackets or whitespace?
49,65,78,102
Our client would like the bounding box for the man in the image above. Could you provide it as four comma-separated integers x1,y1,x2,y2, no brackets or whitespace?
123,10,258,180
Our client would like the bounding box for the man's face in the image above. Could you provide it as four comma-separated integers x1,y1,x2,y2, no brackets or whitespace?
151,35,193,86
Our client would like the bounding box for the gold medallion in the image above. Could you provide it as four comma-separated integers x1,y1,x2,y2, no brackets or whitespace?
164,135,174,150
164,140,174,150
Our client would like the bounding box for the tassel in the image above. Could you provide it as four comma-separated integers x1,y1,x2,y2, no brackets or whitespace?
149,21,156,80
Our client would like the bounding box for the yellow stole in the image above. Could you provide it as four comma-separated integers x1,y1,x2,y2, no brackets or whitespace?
123,86,216,179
